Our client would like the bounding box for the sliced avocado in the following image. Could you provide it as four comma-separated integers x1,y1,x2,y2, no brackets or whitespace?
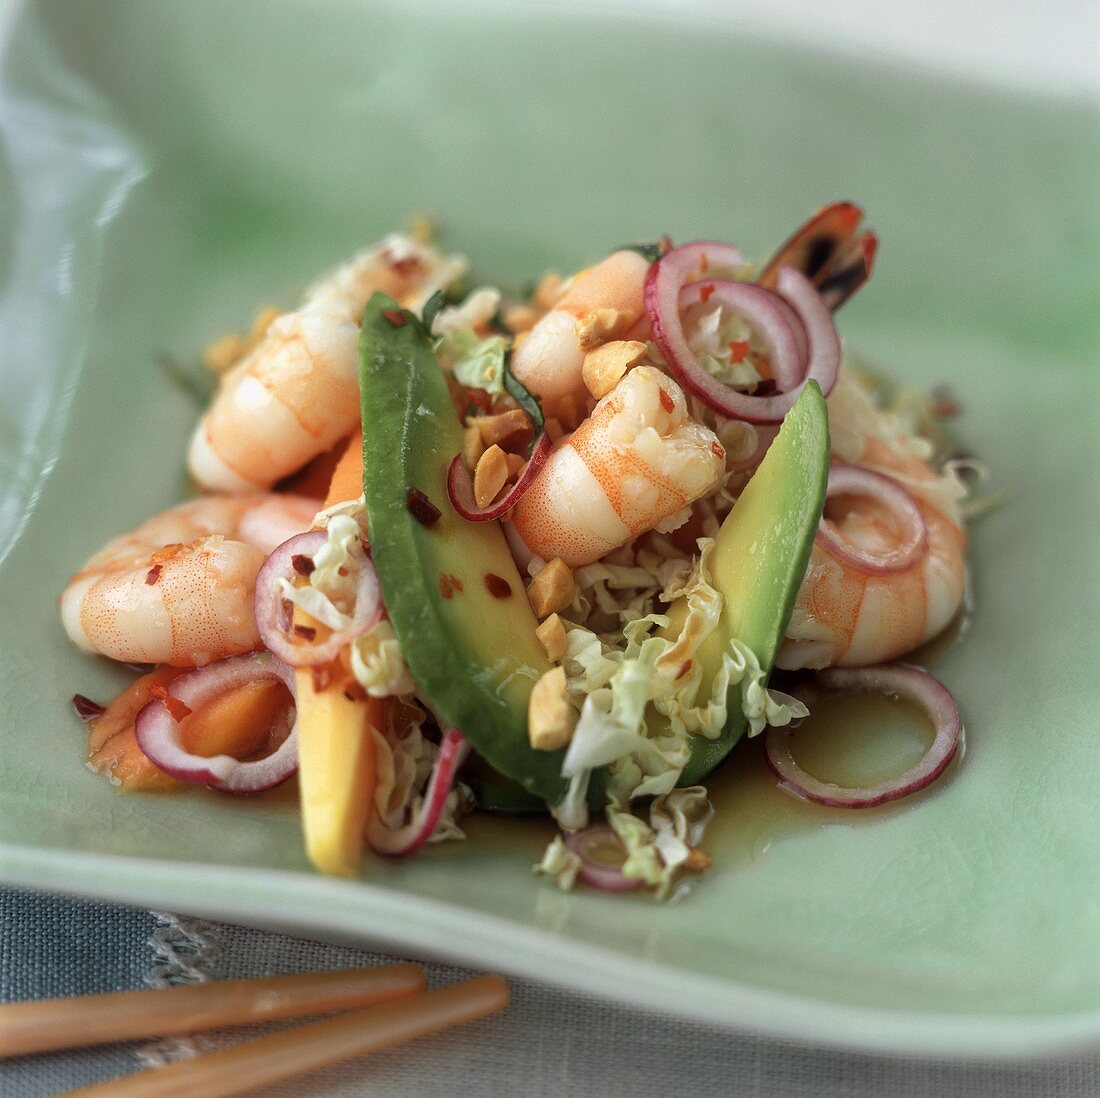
359,293,567,803
677,381,830,786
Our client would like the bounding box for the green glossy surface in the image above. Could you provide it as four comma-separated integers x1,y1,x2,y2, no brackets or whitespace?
0,0,1098,1057
358,294,560,800
680,380,829,785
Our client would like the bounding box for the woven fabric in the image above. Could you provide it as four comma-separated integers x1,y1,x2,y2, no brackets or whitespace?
3,887,1100,1096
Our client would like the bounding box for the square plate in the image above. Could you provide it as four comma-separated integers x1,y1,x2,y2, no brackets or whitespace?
1,0,1098,1058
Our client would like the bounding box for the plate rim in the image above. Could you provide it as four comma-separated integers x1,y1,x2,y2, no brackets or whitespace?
4,842,1100,1061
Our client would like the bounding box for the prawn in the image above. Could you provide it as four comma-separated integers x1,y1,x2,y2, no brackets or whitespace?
188,235,464,492
510,249,650,424
60,493,319,667
512,366,725,568
778,370,968,668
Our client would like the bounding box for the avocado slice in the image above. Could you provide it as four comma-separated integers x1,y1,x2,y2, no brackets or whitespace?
359,294,568,803
677,380,830,786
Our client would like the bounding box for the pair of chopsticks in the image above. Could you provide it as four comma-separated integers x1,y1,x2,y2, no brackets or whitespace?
0,964,508,1096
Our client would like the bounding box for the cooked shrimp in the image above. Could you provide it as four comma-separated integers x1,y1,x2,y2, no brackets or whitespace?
513,366,725,568
189,235,464,492
511,249,650,424
60,493,318,667
778,370,968,668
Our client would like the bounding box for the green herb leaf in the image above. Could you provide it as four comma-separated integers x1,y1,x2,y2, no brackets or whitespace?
420,289,446,334
620,242,664,263
503,356,544,439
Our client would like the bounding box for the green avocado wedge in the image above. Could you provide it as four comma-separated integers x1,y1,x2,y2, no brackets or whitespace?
359,293,568,803
677,380,830,786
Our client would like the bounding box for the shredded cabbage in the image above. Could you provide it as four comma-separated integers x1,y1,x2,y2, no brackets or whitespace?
431,286,501,335
534,836,582,889
371,700,472,845
434,327,508,395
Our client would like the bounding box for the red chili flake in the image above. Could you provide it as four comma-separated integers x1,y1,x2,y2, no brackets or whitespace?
465,388,493,414
407,487,442,526
291,554,315,576
145,564,163,586
149,682,192,722
382,308,408,327
450,574,464,592
658,387,675,413
676,660,693,680
337,566,349,577
293,624,317,640
384,253,422,279
484,573,512,599
728,340,750,363
71,693,105,722
660,234,674,255
439,574,455,600
711,441,726,461
311,665,336,693
698,283,715,304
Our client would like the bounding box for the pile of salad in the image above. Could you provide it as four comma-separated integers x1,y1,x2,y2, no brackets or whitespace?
62,204,976,898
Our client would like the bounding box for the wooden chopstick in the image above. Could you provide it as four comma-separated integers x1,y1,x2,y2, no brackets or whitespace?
59,975,509,1098
0,963,425,1059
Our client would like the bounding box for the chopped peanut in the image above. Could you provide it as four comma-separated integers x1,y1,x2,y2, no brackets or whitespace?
582,339,647,399
544,417,565,443
473,445,508,508
684,847,711,873
407,215,436,243
575,307,627,351
527,558,575,618
202,334,248,374
505,452,526,479
502,304,539,333
463,424,485,470
535,613,568,662
475,409,530,447
528,666,574,751
533,272,564,312
250,305,282,340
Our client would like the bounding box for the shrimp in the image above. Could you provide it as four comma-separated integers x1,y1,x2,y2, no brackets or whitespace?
510,249,650,424
778,369,968,669
60,493,319,667
512,366,725,568
188,235,464,492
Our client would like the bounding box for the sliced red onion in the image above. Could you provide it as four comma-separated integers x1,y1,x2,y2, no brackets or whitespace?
646,243,839,423
563,826,645,892
367,727,470,856
255,530,382,667
764,663,962,808
679,279,804,392
134,653,298,794
447,431,551,522
816,463,929,575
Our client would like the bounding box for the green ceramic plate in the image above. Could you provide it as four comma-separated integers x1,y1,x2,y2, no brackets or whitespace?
1,0,1097,1058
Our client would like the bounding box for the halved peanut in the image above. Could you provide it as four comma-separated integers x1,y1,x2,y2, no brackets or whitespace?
527,558,575,618
575,308,628,351
250,305,282,340
544,417,565,443
502,304,538,334
463,424,485,470
504,452,526,479
474,445,508,508
528,666,574,751
582,339,647,399
202,334,248,373
533,272,564,312
535,613,568,662
475,409,530,447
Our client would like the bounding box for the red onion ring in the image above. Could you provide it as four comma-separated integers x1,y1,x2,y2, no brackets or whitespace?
134,653,298,794
447,431,551,522
367,727,470,856
563,826,645,892
679,279,804,392
764,663,962,808
815,463,929,575
646,244,839,423
255,530,382,667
